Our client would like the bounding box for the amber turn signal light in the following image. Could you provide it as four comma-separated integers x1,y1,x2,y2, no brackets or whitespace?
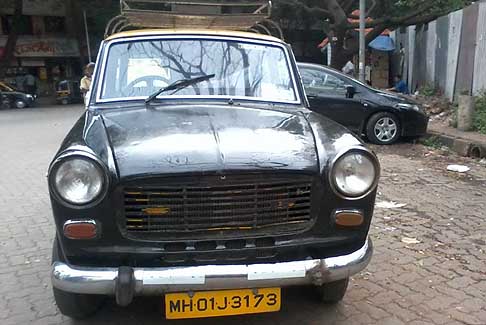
63,220,98,239
334,210,364,227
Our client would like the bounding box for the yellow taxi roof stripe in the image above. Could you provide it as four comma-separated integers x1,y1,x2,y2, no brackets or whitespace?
105,29,284,44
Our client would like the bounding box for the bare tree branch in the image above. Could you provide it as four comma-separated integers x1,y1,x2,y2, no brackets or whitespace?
344,24,387,54
272,0,471,69
338,0,356,12
273,0,332,20
323,0,349,27
366,0,377,16
347,2,436,28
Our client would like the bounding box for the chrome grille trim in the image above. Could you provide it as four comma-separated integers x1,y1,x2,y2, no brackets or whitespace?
122,175,314,238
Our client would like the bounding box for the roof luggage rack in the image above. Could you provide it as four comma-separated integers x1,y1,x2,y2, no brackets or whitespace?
105,0,283,40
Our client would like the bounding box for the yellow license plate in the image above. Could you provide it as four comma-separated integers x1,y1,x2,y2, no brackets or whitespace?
165,288,281,319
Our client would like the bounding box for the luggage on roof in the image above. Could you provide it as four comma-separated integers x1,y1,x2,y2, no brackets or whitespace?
105,0,283,39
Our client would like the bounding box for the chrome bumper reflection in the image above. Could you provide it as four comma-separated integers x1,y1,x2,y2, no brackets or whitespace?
52,238,372,296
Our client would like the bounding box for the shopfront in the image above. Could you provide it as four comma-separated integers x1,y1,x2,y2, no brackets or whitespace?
0,36,81,96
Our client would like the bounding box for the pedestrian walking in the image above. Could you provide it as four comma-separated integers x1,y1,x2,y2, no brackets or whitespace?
24,71,37,96
80,62,95,103
342,60,355,76
15,70,25,92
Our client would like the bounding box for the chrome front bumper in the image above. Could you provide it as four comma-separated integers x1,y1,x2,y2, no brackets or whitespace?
52,238,372,304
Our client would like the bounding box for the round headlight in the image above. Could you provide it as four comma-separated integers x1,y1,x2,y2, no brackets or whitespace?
331,150,379,199
52,157,105,205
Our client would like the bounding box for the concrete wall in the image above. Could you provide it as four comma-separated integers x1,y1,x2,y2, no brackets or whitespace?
473,1,486,95
401,1,486,101
445,10,463,100
435,15,449,96
455,3,479,96
425,21,437,86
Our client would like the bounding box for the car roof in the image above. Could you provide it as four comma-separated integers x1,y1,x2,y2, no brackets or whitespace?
297,62,346,76
106,29,285,44
297,62,368,84
298,62,383,94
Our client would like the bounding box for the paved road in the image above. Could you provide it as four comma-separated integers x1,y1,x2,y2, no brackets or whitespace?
1,105,485,324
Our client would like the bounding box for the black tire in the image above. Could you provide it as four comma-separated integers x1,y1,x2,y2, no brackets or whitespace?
15,100,27,109
52,237,105,319
315,278,349,304
366,112,401,145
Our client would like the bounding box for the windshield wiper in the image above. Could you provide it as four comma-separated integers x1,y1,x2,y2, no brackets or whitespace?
145,74,215,104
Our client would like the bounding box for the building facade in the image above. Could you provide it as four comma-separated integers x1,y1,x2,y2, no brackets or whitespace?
0,0,82,97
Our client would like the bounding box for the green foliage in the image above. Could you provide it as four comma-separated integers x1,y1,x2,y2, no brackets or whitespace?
450,93,486,134
473,92,486,135
422,136,442,149
79,0,119,52
421,84,436,97
450,103,458,128
272,0,473,26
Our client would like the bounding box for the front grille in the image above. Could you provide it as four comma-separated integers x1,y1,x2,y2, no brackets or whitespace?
122,175,314,239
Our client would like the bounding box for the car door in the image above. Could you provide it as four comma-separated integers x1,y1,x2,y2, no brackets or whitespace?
300,67,366,133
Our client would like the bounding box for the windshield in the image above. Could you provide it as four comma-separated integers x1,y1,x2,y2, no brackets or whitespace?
100,38,298,103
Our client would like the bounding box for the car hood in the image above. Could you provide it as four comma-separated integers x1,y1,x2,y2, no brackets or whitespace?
5,91,28,97
96,104,319,179
375,91,418,105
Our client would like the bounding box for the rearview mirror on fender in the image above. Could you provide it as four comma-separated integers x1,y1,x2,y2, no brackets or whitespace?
345,85,356,99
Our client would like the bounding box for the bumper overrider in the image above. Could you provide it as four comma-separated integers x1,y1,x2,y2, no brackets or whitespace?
52,238,372,306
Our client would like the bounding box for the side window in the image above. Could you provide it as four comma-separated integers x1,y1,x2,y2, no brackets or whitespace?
300,69,322,96
324,74,346,91
301,68,347,97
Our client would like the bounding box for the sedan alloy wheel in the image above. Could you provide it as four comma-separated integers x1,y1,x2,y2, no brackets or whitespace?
15,100,27,109
374,117,397,142
366,112,400,145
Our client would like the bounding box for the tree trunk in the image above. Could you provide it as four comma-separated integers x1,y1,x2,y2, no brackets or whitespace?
331,47,353,70
322,0,354,70
0,0,23,77
329,29,353,70
65,0,87,65
329,23,387,70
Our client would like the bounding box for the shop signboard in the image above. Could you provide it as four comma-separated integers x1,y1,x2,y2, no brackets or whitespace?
0,0,66,16
0,37,80,57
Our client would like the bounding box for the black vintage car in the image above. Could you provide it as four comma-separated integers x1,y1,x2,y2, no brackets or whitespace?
0,81,35,109
49,30,379,320
298,63,429,145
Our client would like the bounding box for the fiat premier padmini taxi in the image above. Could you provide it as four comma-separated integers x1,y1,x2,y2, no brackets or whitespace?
49,29,379,319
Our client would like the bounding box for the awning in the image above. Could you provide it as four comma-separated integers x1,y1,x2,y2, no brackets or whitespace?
368,35,395,52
